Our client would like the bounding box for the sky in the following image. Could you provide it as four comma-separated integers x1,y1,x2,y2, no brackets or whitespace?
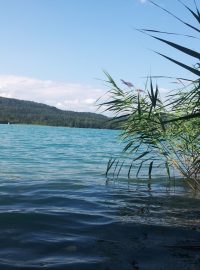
0,0,199,113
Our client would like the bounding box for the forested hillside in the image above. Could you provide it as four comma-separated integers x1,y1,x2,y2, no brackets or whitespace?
0,97,113,129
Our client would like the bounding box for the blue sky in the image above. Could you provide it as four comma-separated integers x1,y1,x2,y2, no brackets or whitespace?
0,0,198,112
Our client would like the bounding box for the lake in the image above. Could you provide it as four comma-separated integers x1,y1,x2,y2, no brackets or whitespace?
0,125,199,269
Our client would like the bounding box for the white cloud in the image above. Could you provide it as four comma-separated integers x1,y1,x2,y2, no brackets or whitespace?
0,75,170,116
0,75,106,113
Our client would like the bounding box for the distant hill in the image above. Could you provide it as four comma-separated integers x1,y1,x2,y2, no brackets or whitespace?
0,96,113,129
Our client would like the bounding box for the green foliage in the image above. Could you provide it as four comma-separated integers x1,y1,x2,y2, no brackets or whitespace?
100,75,200,190
140,0,200,122
100,1,200,190
0,96,114,129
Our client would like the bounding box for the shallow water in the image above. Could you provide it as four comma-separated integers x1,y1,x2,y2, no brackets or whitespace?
0,125,199,269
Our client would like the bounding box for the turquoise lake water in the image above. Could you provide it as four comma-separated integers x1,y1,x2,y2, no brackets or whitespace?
0,125,199,269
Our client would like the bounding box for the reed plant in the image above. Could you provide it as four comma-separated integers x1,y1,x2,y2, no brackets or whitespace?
99,0,200,191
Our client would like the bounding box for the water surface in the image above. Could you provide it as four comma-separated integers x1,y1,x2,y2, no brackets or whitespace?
0,125,199,269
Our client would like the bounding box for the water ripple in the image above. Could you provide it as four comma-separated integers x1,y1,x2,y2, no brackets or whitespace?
0,125,200,269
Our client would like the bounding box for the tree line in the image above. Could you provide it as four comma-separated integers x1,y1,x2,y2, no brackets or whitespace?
0,96,115,129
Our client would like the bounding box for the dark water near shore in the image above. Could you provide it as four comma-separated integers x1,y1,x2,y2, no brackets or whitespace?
0,125,199,269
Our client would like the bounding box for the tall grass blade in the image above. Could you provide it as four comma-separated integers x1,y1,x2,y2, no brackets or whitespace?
165,161,171,179
177,0,200,24
113,160,119,178
103,71,122,92
138,94,141,116
117,161,125,179
149,1,200,33
128,161,134,179
148,161,153,179
106,158,116,177
151,36,200,60
133,151,150,161
139,29,198,39
155,52,200,77
136,161,144,178
163,112,200,123
194,0,200,18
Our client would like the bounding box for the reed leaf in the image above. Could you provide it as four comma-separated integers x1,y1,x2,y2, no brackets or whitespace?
155,52,200,77
148,161,154,179
99,1,200,191
106,158,116,177
136,161,144,178
177,0,200,24
149,0,200,33
165,161,171,179
150,35,200,60
133,151,150,162
128,160,134,179
117,161,125,179
139,29,198,39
